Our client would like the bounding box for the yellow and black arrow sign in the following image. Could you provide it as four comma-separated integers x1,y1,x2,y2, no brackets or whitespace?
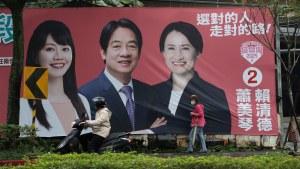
23,66,48,100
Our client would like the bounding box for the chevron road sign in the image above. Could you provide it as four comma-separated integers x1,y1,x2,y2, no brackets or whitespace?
23,66,48,100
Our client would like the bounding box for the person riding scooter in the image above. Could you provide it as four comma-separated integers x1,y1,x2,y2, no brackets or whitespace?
80,97,112,153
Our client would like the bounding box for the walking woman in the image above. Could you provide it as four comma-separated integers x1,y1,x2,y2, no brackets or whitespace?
187,94,207,153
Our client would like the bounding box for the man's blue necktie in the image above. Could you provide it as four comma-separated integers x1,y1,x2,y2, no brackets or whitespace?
120,86,135,130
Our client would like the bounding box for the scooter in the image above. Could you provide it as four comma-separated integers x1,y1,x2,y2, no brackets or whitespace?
56,114,143,154
55,112,87,154
97,132,134,154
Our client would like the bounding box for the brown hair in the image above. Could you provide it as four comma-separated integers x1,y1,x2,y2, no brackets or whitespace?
190,95,199,103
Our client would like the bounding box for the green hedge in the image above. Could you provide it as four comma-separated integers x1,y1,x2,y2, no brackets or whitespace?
1,124,299,168
0,124,60,160
5,152,300,169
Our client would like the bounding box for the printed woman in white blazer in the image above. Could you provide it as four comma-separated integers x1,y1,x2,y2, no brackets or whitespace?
19,20,92,140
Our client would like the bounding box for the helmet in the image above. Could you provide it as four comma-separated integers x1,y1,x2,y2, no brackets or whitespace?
92,97,106,109
190,95,199,103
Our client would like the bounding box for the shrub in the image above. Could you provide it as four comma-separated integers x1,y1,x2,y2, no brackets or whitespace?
0,124,39,150
0,124,60,160
3,152,300,169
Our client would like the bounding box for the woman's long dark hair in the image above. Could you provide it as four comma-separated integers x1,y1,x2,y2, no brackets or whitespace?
26,20,87,129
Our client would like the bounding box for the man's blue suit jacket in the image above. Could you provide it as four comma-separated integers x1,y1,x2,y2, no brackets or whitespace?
79,70,158,133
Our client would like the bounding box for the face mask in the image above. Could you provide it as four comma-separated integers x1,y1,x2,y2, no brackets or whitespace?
191,100,196,105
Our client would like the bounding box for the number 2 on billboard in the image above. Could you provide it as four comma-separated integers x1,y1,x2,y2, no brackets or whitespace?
243,67,262,87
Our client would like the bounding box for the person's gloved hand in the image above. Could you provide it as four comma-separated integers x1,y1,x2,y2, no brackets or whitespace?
79,122,88,128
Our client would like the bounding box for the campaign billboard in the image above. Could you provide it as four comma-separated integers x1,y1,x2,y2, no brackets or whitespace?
0,7,277,137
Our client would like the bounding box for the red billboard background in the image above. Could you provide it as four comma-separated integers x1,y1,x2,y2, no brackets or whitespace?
0,8,12,125
0,7,277,135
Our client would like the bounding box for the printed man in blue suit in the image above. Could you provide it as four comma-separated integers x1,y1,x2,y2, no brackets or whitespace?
79,18,166,133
